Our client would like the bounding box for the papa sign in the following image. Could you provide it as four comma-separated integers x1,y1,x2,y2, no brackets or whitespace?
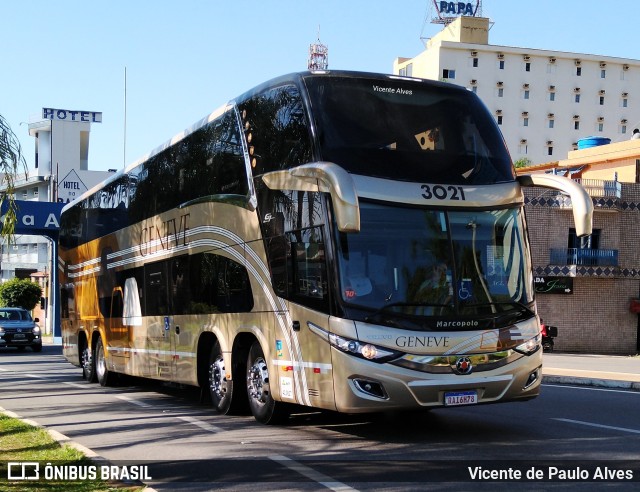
435,1,479,17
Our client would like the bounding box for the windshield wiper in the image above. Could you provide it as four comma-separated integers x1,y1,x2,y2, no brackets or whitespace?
462,301,535,325
364,302,449,324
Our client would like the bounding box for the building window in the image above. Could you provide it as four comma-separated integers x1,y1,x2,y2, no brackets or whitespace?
498,87,504,97
574,121,580,130
575,94,581,103
32,188,39,198
442,69,456,79
524,90,530,100
622,97,629,108
598,122,604,132
549,92,556,102
21,191,27,199
622,124,627,134
549,119,555,129
472,57,478,68
497,115,503,125
525,62,531,72
523,117,529,127
499,60,505,70
518,143,528,154
576,66,582,76
548,146,554,156
568,228,601,257
599,96,605,105
601,69,606,79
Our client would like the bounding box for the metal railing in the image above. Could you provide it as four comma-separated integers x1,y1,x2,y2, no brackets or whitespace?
573,178,621,198
550,248,618,266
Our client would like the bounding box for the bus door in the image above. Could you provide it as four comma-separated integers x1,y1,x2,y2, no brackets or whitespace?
107,286,129,373
284,301,334,410
279,234,335,411
144,261,175,380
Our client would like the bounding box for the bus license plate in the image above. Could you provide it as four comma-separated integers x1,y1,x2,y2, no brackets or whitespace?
444,391,477,406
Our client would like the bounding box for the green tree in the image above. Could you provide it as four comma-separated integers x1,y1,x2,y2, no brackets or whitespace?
514,157,532,169
0,113,28,243
0,278,43,310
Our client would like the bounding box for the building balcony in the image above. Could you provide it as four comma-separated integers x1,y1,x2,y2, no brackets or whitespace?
574,178,621,199
536,178,622,211
550,248,619,267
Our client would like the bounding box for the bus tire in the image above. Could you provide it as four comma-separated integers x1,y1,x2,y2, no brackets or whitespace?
82,341,97,383
208,341,234,414
246,341,290,425
95,337,113,387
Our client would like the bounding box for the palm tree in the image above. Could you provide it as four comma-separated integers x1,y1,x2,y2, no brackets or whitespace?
0,113,28,242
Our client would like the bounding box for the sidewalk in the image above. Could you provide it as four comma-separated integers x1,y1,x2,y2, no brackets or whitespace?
542,352,640,391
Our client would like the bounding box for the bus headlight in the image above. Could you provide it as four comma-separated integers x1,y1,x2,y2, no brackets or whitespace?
514,334,541,355
329,333,403,362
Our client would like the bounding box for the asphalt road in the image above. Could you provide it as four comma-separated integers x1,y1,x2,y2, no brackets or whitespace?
1,346,639,491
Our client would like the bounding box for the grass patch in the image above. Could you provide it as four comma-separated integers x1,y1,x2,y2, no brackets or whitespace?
0,414,144,491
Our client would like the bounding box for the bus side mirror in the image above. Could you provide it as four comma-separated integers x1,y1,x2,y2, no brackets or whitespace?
262,162,360,233
517,174,593,237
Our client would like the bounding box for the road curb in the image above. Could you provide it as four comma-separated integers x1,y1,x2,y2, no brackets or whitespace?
542,375,640,391
0,407,155,490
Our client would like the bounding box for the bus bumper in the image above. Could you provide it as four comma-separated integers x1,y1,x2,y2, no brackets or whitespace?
331,347,543,413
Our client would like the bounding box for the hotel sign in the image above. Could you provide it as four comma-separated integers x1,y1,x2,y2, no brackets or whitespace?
42,107,102,123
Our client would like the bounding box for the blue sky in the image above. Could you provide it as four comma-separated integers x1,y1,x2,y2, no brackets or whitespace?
3,1,638,172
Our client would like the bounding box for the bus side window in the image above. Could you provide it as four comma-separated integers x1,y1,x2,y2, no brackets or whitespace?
145,262,169,316
238,84,313,175
287,226,329,312
123,277,142,326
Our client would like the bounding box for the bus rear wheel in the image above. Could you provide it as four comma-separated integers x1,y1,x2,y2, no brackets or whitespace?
95,337,113,387
208,341,234,414
82,342,96,383
246,341,290,425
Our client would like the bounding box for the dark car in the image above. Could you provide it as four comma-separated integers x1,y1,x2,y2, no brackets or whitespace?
0,307,42,352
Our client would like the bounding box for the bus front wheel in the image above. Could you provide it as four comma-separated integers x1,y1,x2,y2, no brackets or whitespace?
246,341,290,425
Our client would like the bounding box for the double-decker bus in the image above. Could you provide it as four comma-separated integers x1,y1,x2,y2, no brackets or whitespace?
60,71,592,424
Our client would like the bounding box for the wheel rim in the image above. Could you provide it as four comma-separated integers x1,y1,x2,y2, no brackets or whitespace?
82,348,92,375
209,355,228,399
247,357,270,406
95,344,106,380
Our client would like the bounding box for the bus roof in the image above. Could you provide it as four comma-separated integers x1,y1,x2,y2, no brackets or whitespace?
62,70,472,214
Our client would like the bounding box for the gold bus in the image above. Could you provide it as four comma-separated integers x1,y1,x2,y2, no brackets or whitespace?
60,71,592,424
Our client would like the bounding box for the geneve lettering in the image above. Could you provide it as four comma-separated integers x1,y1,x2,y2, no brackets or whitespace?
396,336,450,348
421,184,466,201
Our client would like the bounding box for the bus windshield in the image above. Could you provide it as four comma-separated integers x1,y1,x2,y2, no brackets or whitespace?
336,202,534,330
304,74,514,185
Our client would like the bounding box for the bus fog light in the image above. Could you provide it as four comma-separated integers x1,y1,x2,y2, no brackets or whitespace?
353,379,388,399
524,369,539,389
